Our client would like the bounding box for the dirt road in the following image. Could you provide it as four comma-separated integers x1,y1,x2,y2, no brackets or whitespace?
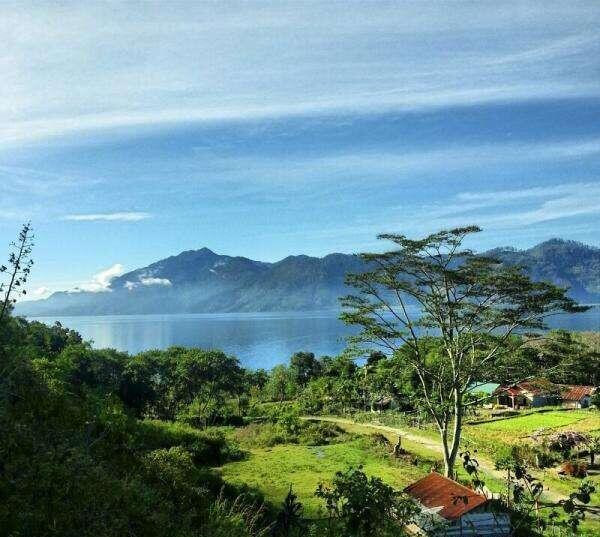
303,415,565,503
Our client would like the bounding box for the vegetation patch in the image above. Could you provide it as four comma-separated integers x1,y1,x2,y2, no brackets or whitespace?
219,440,429,517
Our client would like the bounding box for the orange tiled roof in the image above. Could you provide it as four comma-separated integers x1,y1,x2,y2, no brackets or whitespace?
404,473,488,521
562,385,595,401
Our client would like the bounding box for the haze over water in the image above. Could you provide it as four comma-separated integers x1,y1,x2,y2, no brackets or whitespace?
29,308,600,370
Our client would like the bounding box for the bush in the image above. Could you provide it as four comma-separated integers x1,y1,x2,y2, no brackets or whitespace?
315,467,418,537
236,422,289,448
177,397,244,428
135,419,244,465
297,422,346,446
548,431,589,457
142,446,201,492
236,420,350,449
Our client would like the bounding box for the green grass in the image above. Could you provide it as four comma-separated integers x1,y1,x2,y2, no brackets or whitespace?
219,438,430,517
466,409,598,438
219,417,600,534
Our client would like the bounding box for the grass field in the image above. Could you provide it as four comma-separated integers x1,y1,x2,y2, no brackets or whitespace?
462,408,600,461
219,438,431,516
218,416,600,535
466,409,599,438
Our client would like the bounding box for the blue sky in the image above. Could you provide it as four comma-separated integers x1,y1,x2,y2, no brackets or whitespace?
1,1,600,298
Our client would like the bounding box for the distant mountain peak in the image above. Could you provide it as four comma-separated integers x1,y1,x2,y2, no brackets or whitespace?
16,237,600,316
533,238,599,250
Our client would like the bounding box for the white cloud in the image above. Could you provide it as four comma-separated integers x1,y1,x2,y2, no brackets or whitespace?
73,263,124,292
31,286,50,298
419,182,600,229
1,3,599,146
63,212,151,222
124,276,172,290
140,277,171,286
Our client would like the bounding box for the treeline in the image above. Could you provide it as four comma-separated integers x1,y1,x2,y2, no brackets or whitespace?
262,332,600,417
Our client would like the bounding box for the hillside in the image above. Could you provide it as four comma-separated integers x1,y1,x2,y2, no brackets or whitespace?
16,239,600,316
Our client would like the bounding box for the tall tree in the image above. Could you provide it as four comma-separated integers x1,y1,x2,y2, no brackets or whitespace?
289,351,321,387
341,226,586,477
0,222,34,326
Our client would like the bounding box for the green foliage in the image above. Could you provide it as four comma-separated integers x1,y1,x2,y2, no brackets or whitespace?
236,417,347,449
0,317,266,537
297,422,346,446
273,486,305,537
263,364,298,402
135,419,244,465
289,351,321,386
315,467,417,537
341,226,586,476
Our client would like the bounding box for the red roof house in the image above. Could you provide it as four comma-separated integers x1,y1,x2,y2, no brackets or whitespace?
561,385,596,408
493,378,561,408
404,473,510,536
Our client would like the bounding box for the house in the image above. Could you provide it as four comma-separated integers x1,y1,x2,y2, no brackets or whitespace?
404,473,511,536
493,379,561,408
561,385,596,409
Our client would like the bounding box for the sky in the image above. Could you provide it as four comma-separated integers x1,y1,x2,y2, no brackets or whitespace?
1,1,600,299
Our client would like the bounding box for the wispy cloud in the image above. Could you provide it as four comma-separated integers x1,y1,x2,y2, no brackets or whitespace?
124,276,172,290
187,138,600,190
427,182,600,228
457,183,579,202
63,212,151,222
296,181,600,245
1,3,599,146
73,263,124,293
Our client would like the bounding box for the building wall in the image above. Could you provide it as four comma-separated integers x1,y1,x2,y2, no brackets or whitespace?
445,512,511,536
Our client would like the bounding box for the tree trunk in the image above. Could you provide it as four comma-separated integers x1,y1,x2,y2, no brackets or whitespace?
448,391,464,476
441,392,464,478
440,427,453,478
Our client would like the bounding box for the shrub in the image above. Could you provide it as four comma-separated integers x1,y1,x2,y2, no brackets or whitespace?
235,422,289,448
177,397,244,428
315,467,418,537
141,446,200,491
135,419,243,465
548,431,589,460
297,422,346,446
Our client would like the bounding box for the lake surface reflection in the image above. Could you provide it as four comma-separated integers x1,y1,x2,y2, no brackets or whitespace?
29,307,599,370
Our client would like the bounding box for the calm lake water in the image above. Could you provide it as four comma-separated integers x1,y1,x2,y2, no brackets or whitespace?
29,307,600,370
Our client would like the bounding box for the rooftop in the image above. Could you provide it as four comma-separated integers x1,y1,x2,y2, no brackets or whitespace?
562,385,595,401
404,473,488,521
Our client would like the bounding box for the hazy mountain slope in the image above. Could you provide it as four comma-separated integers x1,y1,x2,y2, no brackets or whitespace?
488,239,600,303
16,239,600,316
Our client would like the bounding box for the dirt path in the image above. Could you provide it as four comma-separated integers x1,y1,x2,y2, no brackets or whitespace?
303,415,565,503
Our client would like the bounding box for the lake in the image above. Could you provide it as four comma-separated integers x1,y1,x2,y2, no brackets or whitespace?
29,307,600,370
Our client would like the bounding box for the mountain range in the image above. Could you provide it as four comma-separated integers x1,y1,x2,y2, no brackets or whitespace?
16,239,600,316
